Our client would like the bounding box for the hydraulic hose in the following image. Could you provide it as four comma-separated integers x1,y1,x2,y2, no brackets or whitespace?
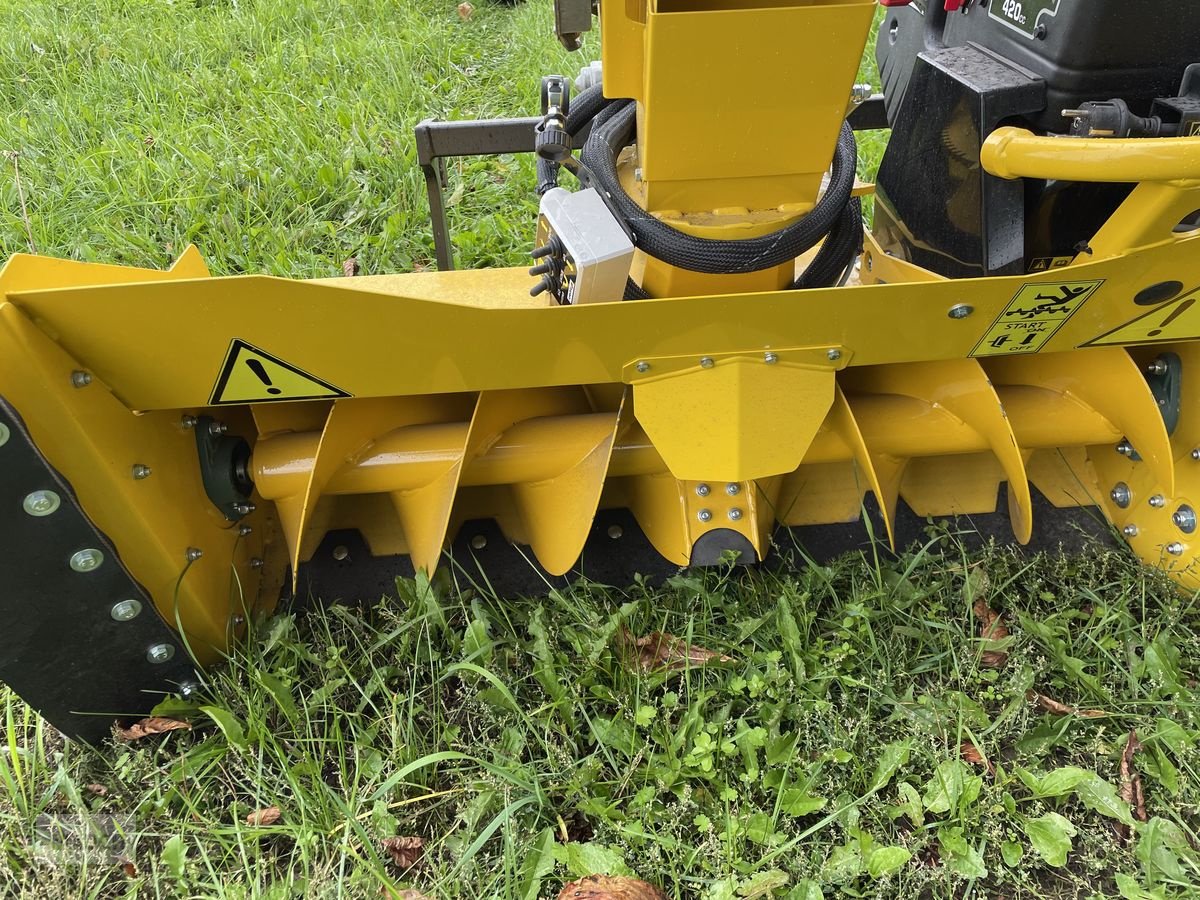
580,101,860,277
536,87,862,293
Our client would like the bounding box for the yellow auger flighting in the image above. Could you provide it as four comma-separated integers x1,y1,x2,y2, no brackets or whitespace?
4,0,1200,740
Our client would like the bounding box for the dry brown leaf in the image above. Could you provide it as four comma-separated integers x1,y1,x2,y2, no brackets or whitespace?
1119,730,1148,822
118,857,138,878
1027,691,1107,718
245,806,282,827
115,717,191,741
342,257,359,277
86,783,108,796
456,2,473,20
960,740,995,776
557,875,667,900
972,598,1010,668
381,836,424,869
619,628,731,673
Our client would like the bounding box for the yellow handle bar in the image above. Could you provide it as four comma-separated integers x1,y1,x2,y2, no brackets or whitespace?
981,126,1200,183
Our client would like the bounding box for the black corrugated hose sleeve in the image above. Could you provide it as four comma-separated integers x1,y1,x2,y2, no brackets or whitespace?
792,196,863,289
581,101,858,276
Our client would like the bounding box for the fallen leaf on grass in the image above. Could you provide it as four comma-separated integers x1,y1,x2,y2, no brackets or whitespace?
1027,691,1107,718
960,741,995,776
557,875,667,900
245,806,281,827
1115,730,1148,844
342,257,359,277
456,2,473,20
117,857,137,878
382,836,424,869
618,628,731,673
115,717,191,741
971,598,1009,668
86,783,108,796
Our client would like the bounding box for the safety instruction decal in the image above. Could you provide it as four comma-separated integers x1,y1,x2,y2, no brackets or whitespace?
210,339,351,404
988,0,1060,39
971,280,1104,358
1027,256,1074,273
1082,290,1200,348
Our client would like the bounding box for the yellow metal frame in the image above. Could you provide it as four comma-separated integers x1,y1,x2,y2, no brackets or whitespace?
6,3,1200,672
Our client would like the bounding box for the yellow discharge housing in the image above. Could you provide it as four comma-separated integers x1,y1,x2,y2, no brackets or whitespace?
599,0,875,297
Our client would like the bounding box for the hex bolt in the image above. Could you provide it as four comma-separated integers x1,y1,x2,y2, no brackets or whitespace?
726,483,741,496
948,304,974,320
1147,359,1168,376
249,557,264,569
132,464,152,480
1115,440,1133,457
764,352,779,365
827,349,842,362
697,509,713,523
0,422,9,447
69,548,104,572
728,508,744,521
234,502,256,515
110,599,143,622
208,421,227,436
180,415,198,430
1123,524,1139,538
700,357,715,369
23,489,61,517
238,524,253,536
71,370,92,388
185,547,203,562
635,361,651,373
1167,542,1185,557
695,483,711,497
146,643,176,664
1173,505,1197,534
1110,483,1132,508
1149,494,1166,508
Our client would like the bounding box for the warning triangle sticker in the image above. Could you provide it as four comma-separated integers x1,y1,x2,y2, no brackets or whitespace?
209,339,351,404
1082,292,1200,348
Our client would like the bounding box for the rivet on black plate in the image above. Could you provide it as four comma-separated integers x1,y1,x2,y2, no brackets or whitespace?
1135,281,1185,306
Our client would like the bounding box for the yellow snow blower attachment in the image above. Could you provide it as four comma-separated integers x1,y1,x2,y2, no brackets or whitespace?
5,0,1200,740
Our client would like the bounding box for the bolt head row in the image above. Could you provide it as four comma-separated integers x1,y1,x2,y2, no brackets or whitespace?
147,643,175,664
111,599,142,621
70,548,104,572
23,490,61,517
1110,483,1131,508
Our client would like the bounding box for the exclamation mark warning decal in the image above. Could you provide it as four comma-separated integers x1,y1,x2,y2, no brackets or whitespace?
1149,298,1195,337
244,358,282,395
1083,291,1200,347
209,339,351,404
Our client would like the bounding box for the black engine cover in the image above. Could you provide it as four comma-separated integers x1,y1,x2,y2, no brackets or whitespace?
879,0,1200,132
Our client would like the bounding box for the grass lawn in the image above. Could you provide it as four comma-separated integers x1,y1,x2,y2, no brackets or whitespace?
1,1,1198,898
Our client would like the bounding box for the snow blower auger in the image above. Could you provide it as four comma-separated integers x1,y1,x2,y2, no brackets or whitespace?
5,0,1200,741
